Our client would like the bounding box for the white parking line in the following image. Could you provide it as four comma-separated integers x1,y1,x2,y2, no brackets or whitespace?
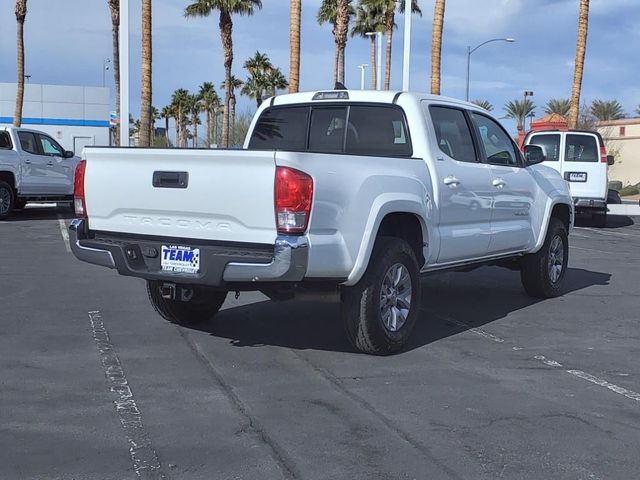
57,215,71,253
574,227,639,238
437,313,640,405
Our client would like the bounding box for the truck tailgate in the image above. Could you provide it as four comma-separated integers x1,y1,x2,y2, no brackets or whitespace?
83,148,278,245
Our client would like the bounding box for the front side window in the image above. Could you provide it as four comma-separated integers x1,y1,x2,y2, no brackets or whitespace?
248,106,309,151
308,107,348,153
345,106,411,156
528,134,560,161
429,106,477,163
472,113,521,167
38,135,64,156
18,131,38,155
565,134,598,162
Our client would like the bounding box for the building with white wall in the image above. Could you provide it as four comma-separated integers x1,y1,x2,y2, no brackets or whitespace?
0,83,110,154
598,119,640,186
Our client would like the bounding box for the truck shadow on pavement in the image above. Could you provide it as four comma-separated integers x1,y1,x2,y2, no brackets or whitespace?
575,214,634,229
189,266,611,354
4,205,74,222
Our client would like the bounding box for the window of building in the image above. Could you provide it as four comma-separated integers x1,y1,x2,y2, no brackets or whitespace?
620,126,626,137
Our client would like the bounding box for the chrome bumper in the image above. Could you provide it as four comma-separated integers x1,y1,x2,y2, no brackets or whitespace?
68,218,308,285
69,218,116,269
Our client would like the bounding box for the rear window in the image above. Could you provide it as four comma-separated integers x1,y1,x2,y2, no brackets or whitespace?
529,134,561,162
18,131,38,154
248,104,412,157
0,131,11,149
248,106,309,151
565,134,598,162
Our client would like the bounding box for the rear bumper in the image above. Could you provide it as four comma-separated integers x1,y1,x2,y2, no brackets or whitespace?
68,218,308,286
573,197,607,210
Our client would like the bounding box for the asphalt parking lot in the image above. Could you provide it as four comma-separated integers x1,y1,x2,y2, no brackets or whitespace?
1,207,639,480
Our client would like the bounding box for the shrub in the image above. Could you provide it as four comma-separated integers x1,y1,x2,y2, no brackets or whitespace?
619,185,640,196
608,180,623,191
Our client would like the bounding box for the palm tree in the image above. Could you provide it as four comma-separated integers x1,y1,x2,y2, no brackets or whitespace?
107,0,120,144
471,99,493,111
289,0,301,93
351,0,385,89
504,99,535,133
544,98,571,117
568,0,590,129
590,100,625,121
430,0,445,95
222,76,243,142
150,106,160,143
185,0,262,149
265,68,288,97
317,0,354,85
198,82,220,147
187,94,202,147
244,51,273,76
171,88,190,147
139,0,153,147
335,0,351,84
381,0,421,91
161,105,173,146
241,74,268,108
636,105,640,117
13,0,28,127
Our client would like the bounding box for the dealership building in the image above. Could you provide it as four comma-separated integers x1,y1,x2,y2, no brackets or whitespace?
0,82,111,154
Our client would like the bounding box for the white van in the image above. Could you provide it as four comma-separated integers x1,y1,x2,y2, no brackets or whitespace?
524,129,614,226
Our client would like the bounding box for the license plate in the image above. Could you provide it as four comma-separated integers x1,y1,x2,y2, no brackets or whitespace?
161,245,200,274
567,172,587,182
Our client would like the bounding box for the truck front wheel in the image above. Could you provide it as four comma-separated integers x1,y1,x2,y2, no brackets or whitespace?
146,281,227,325
0,181,14,220
520,218,568,298
341,237,421,355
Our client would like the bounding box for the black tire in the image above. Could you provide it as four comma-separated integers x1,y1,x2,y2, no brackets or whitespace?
146,281,227,325
521,218,568,298
0,181,15,220
341,236,421,355
593,211,607,228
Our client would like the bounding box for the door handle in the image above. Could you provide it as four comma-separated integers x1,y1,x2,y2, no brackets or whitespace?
443,175,460,187
47,161,54,167
24,159,31,164
492,178,506,188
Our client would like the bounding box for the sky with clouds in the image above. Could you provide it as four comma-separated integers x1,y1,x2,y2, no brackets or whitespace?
0,0,638,133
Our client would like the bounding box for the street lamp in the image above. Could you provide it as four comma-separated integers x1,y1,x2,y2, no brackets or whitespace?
365,32,383,91
400,0,412,91
357,64,368,90
102,58,111,87
465,37,514,101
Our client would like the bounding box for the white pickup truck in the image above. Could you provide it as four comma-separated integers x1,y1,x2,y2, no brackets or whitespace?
0,126,79,219
69,90,573,355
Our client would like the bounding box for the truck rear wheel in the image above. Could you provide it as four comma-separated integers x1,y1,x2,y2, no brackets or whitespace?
341,237,421,355
0,181,14,220
146,281,227,325
520,218,568,298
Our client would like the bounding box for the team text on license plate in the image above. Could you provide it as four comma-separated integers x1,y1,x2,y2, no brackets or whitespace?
567,172,587,182
161,245,200,273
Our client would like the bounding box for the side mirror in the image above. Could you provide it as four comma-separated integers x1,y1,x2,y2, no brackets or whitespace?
524,144,546,166
64,150,74,158
607,155,615,166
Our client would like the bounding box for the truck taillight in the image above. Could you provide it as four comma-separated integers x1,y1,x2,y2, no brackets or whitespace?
600,146,608,163
74,160,87,217
275,166,313,235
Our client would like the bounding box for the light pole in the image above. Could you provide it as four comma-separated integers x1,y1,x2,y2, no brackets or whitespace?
465,37,514,101
102,58,111,87
524,90,534,131
401,0,411,91
365,32,383,91
119,0,129,147
357,64,368,90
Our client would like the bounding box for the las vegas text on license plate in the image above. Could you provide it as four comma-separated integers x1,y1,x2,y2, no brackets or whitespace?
161,245,200,273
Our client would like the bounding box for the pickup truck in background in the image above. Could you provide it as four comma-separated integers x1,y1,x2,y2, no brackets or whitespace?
69,90,574,355
0,126,79,219
524,129,614,227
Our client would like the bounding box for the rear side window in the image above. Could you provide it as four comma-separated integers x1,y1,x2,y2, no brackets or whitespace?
529,134,560,162
0,131,12,149
346,106,411,156
429,106,477,162
248,106,309,151
18,131,38,154
565,134,598,162
308,107,348,153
